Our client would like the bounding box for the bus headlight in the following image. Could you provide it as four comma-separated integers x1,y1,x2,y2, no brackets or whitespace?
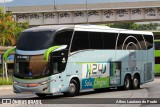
13,81,18,85
39,79,55,85
39,81,49,85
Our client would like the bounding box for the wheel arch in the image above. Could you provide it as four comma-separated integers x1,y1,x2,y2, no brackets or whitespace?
122,73,132,85
69,75,81,90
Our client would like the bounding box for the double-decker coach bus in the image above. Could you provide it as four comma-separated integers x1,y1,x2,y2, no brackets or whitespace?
5,25,154,97
153,31,160,75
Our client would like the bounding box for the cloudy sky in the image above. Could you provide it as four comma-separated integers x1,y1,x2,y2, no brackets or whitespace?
0,0,158,6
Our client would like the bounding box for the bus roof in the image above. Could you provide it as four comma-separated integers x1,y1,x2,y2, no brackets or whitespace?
23,24,153,35
23,25,75,32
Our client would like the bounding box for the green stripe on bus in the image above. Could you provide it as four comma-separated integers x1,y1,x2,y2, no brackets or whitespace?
155,50,160,57
154,40,160,42
155,64,160,74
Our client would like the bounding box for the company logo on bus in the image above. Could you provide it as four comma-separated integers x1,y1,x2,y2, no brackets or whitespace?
82,63,109,78
128,52,136,71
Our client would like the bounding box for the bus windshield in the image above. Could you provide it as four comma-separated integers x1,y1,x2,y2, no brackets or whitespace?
17,31,55,51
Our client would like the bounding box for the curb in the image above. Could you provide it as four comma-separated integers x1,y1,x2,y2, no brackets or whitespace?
0,85,12,91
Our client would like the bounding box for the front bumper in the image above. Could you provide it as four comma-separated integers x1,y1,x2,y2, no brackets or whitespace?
13,83,50,94
13,76,51,94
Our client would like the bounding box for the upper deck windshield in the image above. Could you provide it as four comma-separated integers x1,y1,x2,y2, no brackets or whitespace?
17,31,55,51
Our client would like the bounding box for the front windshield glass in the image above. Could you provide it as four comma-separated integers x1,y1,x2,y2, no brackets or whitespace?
14,55,51,78
17,31,54,51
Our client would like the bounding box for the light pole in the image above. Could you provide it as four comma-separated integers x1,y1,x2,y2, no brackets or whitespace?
86,0,88,24
3,0,6,14
54,0,56,9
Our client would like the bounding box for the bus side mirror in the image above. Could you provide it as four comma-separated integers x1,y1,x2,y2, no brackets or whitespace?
4,47,16,62
44,45,67,62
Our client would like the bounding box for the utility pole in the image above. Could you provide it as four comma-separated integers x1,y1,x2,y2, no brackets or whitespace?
54,0,56,10
4,0,6,14
86,0,89,24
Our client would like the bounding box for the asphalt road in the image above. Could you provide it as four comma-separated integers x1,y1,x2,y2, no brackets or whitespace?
0,77,160,107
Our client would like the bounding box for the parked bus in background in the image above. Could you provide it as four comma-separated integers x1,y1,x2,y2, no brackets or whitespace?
5,25,154,97
153,31,160,75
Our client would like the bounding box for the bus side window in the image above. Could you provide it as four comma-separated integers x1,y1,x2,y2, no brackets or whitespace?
53,30,73,49
71,31,89,52
135,34,147,50
117,33,142,50
89,32,103,49
103,32,117,49
143,35,153,50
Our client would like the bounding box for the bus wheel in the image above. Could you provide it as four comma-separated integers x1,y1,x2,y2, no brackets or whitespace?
132,75,140,89
64,79,79,97
36,94,47,97
123,75,131,90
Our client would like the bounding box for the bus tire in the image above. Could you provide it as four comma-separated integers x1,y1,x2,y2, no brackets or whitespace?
132,75,140,89
123,75,131,90
64,79,79,97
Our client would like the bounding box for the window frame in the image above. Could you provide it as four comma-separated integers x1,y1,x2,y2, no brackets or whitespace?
53,29,74,50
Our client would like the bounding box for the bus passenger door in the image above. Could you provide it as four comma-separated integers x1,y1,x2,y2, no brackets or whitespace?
143,34,154,82
110,62,121,86
50,49,68,93
144,50,154,82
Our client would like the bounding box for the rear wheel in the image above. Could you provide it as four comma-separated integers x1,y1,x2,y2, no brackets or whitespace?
132,75,140,89
64,79,79,97
123,75,132,90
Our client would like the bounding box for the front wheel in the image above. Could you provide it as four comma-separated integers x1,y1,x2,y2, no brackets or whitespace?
123,75,132,90
63,79,79,97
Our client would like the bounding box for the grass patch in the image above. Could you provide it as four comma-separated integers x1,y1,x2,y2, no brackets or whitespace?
0,76,12,85
0,65,12,85
0,65,2,74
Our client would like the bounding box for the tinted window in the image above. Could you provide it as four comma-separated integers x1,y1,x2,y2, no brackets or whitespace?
154,34,160,39
155,57,160,64
155,42,160,50
53,30,73,49
103,33,117,49
117,33,144,50
71,31,89,52
17,31,54,51
89,32,103,49
144,35,153,50
136,34,146,50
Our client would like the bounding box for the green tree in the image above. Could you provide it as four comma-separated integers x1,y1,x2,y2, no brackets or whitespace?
0,10,28,46
106,22,159,31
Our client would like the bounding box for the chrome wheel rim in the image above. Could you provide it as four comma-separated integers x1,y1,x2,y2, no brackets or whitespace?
125,78,130,88
69,83,76,93
133,78,138,87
